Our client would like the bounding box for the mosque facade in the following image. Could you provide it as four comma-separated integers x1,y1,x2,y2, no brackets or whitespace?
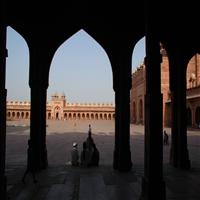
6,93,115,121
130,53,200,128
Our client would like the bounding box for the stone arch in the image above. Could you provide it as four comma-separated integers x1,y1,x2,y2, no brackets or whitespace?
186,54,200,88
82,113,85,119
95,113,98,120
7,26,30,117
100,113,102,119
48,112,51,119
21,112,24,118
113,114,115,119
26,112,29,119
12,112,15,118
7,112,11,118
48,29,114,122
63,113,67,119
17,112,20,119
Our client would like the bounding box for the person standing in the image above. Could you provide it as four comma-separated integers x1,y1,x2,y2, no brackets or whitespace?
163,130,169,145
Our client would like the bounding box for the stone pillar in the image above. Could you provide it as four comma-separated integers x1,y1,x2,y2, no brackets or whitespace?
29,47,49,170
112,58,132,171
30,85,48,170
169,59,190,169
140,22,166,200
0,1,7,198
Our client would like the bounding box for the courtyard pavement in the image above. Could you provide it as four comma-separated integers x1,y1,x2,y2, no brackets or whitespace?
5,120,200,200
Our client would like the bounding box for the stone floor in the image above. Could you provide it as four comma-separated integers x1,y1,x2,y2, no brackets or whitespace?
5,120,200,199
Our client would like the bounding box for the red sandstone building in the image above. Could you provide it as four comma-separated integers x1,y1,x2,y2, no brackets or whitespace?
7,93,115,121
130,53,200,128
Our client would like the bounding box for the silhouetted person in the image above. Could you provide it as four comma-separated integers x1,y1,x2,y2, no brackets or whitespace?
163,130,169,145
71,142,79,166
22,139,37,184
80,141,90,167
86,124,94,150
91,143,99,166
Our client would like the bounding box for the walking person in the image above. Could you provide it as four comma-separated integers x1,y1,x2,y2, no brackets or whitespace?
22,139,38,184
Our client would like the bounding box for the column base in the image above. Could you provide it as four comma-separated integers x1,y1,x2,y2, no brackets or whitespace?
41,147,48,169
118,150,132,172
140,177,166,200
0,175,7,200
179,159,191,170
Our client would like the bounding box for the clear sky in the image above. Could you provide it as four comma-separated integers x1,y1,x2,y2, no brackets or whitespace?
6,27,145,103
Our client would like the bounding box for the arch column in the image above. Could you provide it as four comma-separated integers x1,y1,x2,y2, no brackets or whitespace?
112,55,132,171
169,57,190,169
0,2,7,198
29,46,50,170
140,11,166,199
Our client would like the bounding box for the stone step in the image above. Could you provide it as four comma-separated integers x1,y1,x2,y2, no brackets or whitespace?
79,174,107,200
45,183,73,200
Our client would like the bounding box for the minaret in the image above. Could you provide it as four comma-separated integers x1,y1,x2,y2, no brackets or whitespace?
60,92,66,107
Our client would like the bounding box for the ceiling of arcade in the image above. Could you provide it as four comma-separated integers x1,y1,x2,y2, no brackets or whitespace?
5,1,199,60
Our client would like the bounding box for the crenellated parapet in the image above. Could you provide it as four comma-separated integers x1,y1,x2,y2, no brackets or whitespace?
7,101,31,105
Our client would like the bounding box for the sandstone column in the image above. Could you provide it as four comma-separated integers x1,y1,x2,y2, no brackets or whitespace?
140,3,166,198
29,46,49,170
112,56,132,171
169,58,190,169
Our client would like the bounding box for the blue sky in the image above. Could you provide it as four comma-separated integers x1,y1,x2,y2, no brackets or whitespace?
6,27,145,103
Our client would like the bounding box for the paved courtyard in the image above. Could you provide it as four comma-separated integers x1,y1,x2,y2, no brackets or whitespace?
5,120,200,199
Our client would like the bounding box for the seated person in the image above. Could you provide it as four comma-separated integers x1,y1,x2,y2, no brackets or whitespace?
90,143,99,166
80,141,90,167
